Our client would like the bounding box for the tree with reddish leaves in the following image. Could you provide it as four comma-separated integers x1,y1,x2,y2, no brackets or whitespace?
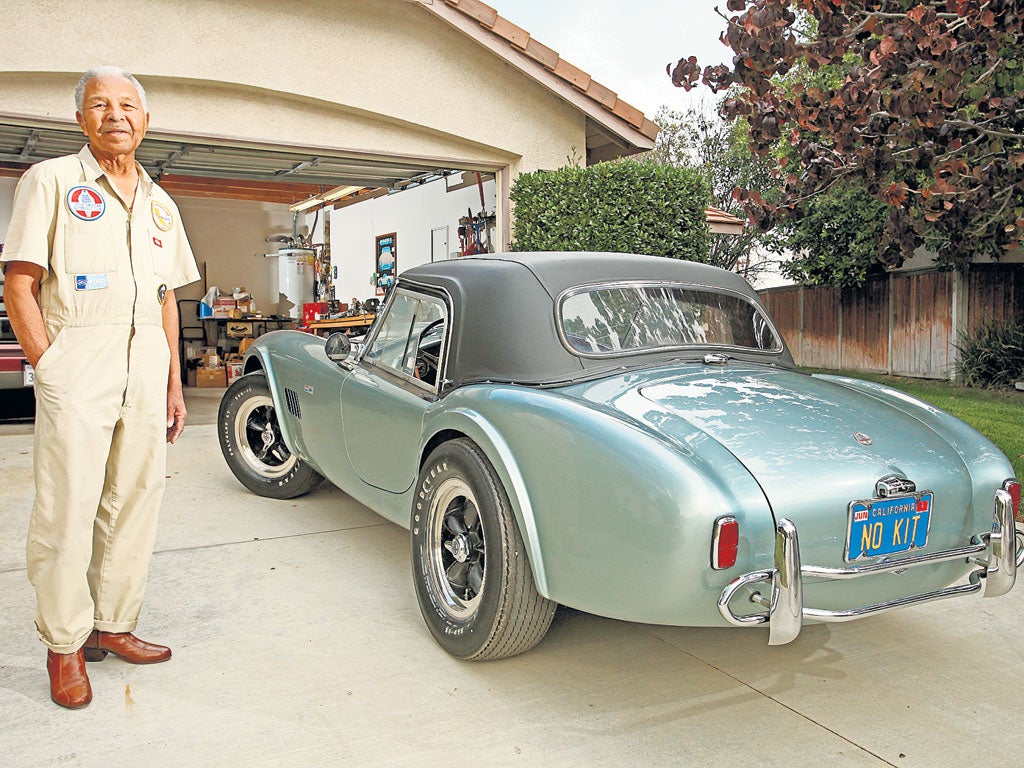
669,1,1024,279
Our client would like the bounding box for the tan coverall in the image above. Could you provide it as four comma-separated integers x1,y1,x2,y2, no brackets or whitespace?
1,145,200,653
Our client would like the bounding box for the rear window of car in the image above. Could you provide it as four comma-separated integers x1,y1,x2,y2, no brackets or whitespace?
559,282,782,357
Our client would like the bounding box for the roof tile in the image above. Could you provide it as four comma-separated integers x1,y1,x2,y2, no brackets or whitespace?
522,37,559,70
611,98,644,130
489,16,530,49
705,207,745,225
553,58,592,92
444,0,498,28
639,118,660,140
585,80,618,110
440,0,656,141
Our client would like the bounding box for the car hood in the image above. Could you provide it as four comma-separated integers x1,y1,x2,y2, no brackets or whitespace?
566,363,976,565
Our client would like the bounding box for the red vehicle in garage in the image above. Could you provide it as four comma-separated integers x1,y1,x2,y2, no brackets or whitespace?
0,274,34,391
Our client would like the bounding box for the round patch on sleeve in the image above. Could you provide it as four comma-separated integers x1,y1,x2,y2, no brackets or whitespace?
67,186,106,221
151,199,174,232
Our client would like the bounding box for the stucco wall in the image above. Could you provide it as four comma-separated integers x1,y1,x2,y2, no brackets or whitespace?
0,0,585,183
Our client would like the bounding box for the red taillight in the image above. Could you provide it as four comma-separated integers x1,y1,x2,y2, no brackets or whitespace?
1004,479,1021,521
712,516,739,570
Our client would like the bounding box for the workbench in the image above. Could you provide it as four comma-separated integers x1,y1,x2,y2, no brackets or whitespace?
306,314,376,337
201,317,297,347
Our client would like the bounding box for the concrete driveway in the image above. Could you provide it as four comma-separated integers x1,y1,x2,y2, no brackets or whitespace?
1,389,1022,767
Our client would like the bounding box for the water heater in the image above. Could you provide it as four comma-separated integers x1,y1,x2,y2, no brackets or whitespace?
273,248,315,318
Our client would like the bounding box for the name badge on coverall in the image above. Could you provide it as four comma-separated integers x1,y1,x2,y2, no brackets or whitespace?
75,274,109,290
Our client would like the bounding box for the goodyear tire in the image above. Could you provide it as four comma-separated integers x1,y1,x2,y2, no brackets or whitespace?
411,438,556,660
218,372,322,499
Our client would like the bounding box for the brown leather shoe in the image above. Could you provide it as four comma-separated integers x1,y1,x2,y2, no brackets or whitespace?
83,630,171,664
47,649,92,709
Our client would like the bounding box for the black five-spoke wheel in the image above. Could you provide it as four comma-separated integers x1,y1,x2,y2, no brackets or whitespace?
411,438,556,659
218,372,322,499
431,477,486,619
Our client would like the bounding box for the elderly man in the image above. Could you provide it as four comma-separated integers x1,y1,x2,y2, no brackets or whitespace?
2,66,200,709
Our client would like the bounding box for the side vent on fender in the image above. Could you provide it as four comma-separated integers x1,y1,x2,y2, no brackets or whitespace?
284,388,302,419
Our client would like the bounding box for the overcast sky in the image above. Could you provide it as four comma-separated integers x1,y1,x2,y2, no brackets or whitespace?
495,1,734,118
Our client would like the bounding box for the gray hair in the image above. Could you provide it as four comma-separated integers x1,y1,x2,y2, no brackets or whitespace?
74,66,148,112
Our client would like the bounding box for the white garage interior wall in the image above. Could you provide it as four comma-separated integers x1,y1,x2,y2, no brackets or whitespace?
330,176,496,304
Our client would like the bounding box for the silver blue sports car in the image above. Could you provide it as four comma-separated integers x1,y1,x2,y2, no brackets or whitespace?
218,252,1021,659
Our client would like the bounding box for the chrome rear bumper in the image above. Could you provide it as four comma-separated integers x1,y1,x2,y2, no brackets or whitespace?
718,489,1017,645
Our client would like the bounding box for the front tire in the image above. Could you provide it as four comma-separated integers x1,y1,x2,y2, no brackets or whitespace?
218,372,322,499
411,439,556,660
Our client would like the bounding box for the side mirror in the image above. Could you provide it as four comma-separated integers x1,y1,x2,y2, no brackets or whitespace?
325,332,352,363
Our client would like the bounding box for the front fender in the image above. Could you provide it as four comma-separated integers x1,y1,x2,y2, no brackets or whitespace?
240,334,308,462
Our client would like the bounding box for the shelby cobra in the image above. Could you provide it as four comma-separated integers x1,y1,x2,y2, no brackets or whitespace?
218,252,1021,659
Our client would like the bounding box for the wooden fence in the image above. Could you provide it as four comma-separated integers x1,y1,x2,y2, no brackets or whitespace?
759,264,1023,380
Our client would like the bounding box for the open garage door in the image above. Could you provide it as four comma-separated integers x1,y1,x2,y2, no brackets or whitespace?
0,116,493,204
0,115,499,309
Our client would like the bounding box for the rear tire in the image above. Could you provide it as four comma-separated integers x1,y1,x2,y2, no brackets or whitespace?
218,372,322,499
411,438,556,660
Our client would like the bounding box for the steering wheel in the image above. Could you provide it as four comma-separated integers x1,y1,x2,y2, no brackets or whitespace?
414,319,445,383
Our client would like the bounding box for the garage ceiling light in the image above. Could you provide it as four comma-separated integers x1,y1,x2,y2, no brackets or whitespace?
288,195,325,212
321,184,363,202
287,184,364,211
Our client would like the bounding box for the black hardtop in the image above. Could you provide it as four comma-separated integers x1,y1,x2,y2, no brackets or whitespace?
397,252,789,388
401,251,760,299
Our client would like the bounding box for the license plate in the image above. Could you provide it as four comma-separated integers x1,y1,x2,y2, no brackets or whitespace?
845,492,932,561
22,362,34,387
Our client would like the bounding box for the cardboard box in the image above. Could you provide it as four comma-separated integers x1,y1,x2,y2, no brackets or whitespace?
200,352,221,369
196,367,227,388
212,297,236,318
238,337,255,355
226,361,244,384
226,321,253,338
235,298,256,315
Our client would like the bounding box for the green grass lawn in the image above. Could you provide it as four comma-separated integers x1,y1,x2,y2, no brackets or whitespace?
808,369,1024,481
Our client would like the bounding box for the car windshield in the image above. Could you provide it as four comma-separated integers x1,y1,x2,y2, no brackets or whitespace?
559,283,781,356
362,290,447,388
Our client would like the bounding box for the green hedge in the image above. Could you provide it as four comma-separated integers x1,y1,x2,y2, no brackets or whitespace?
510,160,712,262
